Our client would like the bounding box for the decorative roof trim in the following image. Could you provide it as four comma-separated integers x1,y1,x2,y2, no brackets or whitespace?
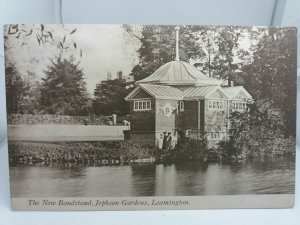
126,84,184,101
183,86,229,100
206,87,229,99
137,80,221,86
128,97,182,101
124,86,149,101
222,86,252,100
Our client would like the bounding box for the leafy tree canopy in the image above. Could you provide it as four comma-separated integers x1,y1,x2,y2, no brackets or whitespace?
124,25,251,84
39,56,90,116
93,79,132,116
241,27,297,137
5,64,28,114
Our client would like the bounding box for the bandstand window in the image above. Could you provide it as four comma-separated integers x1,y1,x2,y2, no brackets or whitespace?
232,101,246,111
208,100,224,111
133,100,151,111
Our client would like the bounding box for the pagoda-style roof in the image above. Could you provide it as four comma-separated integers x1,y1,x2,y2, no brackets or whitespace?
125,83,253,101
136,61,221,86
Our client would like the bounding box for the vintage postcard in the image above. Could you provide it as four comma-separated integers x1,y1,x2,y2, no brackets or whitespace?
4,24,296,210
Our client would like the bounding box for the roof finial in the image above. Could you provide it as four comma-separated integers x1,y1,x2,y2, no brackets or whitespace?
175,26,180,61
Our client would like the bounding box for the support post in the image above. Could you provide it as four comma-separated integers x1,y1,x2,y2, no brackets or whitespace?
175,26,180,61
112,114,117,125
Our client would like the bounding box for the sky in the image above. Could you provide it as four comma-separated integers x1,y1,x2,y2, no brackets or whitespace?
5,24,141,95
4,24,253,95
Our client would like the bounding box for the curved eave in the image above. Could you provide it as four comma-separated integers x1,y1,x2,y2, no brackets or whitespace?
229,98,253,102
128,96,183,101
135,79,160,84
136,80,222,86
125,84,184,101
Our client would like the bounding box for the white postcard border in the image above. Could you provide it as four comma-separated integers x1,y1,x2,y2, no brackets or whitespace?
11,194,294,211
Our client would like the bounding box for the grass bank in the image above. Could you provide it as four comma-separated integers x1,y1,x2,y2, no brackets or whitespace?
8,141,157,165
9,137,295,166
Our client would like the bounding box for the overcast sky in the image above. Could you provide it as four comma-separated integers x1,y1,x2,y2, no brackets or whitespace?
5,24,253,95
5,24,141,95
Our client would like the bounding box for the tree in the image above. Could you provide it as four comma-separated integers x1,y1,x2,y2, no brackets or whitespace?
220,26,297,159
241,27,297,137
209,26,248,85
226,102,295,159
124,25,205,81
5,64,28,114
39,56,89,115
124,25,250,84
93,79,131,116
4,25,85,115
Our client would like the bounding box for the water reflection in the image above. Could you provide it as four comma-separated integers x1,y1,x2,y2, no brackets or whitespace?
10,158,295,197
155,164,177,195
131,164,156,196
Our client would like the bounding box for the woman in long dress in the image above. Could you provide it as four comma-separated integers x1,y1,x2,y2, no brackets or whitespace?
167,132,172,150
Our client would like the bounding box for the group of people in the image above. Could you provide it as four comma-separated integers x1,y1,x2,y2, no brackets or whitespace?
162,132,173,150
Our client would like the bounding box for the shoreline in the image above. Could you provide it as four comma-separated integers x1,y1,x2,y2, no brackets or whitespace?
8,141,157,165
8,140,295,167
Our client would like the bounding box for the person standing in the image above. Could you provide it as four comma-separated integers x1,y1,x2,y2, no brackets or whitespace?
162,132,167,150
167,132,172,150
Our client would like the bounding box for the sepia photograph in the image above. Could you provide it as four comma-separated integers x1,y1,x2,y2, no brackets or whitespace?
4,24,296,209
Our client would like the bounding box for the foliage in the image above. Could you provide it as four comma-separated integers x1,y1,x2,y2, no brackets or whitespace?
216,139,239,159
93,79,131,115
9,141,157,164
39,56,90,115
4,24,82,56
241,27,297,137
7,114,109,125
217,27,297,159
124,25,250,83
173,136,209,161
124,25,206,81
4,24,86,116
5,64,28,114
219,102,296,159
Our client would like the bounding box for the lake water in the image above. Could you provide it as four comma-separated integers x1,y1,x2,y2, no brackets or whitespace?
10,158,295,197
